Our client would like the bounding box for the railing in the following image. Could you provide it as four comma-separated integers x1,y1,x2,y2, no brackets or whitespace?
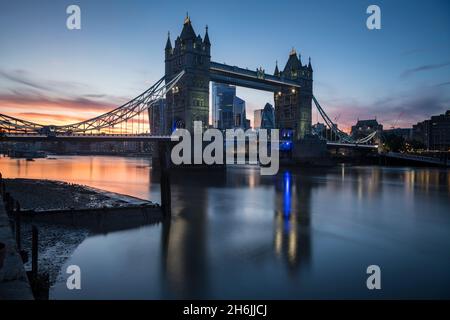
386,152,450,165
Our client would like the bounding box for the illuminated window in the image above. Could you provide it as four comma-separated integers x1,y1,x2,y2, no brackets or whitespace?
291,69,297,78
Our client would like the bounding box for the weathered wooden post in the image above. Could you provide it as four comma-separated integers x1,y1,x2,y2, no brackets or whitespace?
158,140,171,217
4,193,11,211
15,200,21,250
32,225,38,278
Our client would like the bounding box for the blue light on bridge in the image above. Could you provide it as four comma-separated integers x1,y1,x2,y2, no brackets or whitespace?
280,141,292,151
280,128,294,151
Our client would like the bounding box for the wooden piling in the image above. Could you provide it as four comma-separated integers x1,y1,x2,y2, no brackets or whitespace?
15,200,21,250
158,141,171,217
32,225,38,278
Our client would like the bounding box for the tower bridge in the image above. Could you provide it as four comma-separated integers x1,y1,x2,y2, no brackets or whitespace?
0,15,377,149
165,15,313,140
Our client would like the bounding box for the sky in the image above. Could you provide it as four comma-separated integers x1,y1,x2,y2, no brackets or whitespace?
0,0,449,131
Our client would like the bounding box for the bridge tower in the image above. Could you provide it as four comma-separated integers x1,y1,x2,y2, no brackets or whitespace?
274,49,313,140
164,15,211,133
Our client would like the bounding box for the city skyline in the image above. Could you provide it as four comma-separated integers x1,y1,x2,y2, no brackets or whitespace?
1,1,450,303
0,0,449,131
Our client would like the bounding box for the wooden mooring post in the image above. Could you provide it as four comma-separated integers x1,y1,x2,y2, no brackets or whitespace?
158,141,171,217
15,200,22,251
31,225,38,278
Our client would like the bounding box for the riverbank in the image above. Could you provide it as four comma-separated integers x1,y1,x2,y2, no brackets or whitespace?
0,198,34,300
1,178,163,293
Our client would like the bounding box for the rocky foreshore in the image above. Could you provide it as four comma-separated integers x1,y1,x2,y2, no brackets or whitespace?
4,178,154,211
2,178,161,293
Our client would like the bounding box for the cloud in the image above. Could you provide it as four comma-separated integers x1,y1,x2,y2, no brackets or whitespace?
321,86,449,132
0,92,124,125
83,94,107,98
0,68,134,126
400,62,450,78
435,81,450,87
16,112,88,123
0,69,50,91
400,48,425,56
0,68,92,94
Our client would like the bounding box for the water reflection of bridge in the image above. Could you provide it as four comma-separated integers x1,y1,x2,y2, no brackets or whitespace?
158,168,320,297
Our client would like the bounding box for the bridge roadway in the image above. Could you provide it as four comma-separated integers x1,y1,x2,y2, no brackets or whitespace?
0,134,173,143
210,61,301,92
326,142,378,150
1,134,379,151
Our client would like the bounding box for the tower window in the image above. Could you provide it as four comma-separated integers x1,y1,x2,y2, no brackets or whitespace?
193,98,204,107
291,69,297,79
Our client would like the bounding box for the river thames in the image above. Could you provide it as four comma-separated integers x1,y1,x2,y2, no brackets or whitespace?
1,155,450,299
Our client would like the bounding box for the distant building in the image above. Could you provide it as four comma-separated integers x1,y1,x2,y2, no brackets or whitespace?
254,109,262,129
413,110,450,150
254,103,275,130
312,122,340,141
351,119,383,140
148,99,166,135
383,128,412,140
260,103,275,129
212,82,249,130
233,96,246,129
245,119,251,130
212,82,236,129
312,122,326,136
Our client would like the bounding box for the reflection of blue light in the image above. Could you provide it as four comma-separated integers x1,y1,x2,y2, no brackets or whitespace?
283,171,292,217
171,121,177,133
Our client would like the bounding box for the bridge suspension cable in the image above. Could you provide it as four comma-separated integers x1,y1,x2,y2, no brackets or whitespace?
312,95,377,145
0,114,45,134
0,70,185,135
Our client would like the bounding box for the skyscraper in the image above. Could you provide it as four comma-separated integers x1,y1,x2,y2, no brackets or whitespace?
254,109,262,129
211,82,249,130
233,96,246,129
261,103,275,129
254,103,275,130
148,99,166,135
211,82,236,129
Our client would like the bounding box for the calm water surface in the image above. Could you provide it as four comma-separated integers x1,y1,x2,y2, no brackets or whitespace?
1,155,450,299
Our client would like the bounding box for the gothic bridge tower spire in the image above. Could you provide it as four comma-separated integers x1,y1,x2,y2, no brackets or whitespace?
164,15,211,133
274,47,313,140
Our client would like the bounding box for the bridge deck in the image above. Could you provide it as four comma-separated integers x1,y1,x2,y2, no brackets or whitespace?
326,142,378,149
210,61,300,92
0,134,173,142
